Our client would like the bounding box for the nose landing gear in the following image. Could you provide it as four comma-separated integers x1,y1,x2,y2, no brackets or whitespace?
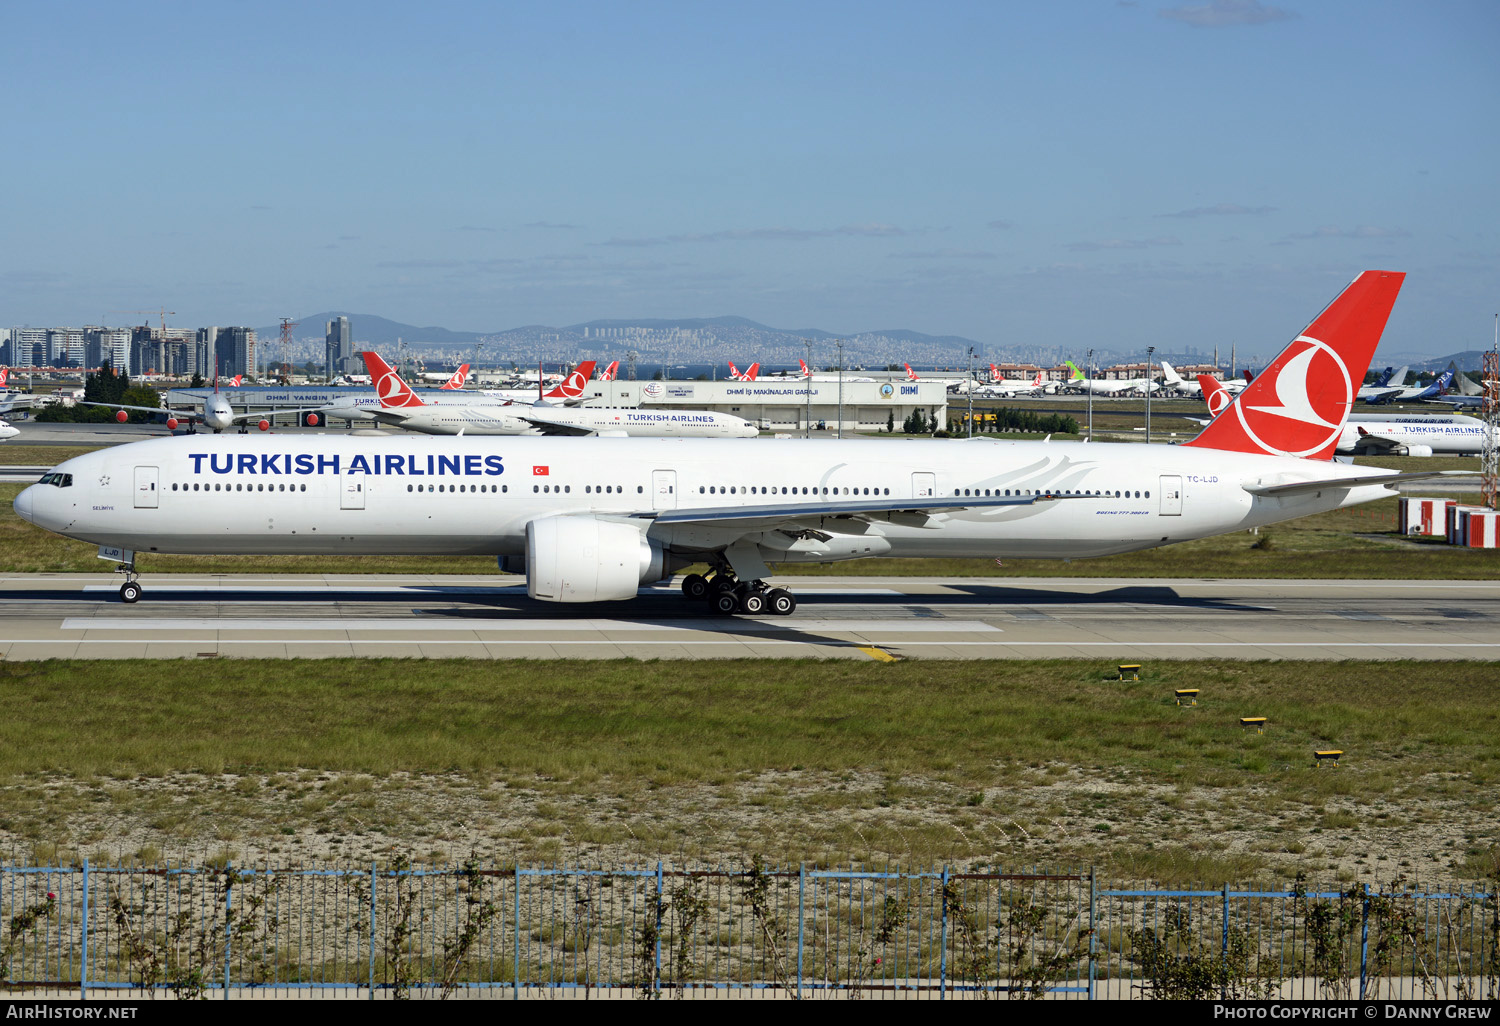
116,563,143,603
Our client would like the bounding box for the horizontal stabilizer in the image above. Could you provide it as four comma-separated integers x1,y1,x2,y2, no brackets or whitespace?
1244,469,1475,498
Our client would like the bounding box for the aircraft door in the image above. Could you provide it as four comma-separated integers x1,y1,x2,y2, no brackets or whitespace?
651,470,677,510
340,471,366,510
133,466,159,508
1159,475,1182,516
912,472,936,499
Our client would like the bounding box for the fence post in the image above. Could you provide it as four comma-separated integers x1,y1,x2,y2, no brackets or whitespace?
512,864,521,1001
1088,866,1096,1001
939,865,949,1001
654,862,664,997
1221,881,1230,1001
1358,884,1371,1001
223,862,233,1000
796,864,804,1000
368,863,376,1001
80,858,89,1001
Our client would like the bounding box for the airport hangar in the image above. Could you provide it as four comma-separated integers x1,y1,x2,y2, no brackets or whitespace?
161,378,952,433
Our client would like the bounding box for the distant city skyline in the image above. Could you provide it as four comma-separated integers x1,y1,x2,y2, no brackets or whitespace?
4,2,1496,359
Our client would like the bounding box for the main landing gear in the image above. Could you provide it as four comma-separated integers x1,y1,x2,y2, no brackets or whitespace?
116,563,142,603
680,571,796,616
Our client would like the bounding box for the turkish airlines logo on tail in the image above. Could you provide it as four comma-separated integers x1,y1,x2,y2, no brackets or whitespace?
441,364,470,390
1184,270,1404,462
0,368,7,387
543,361,594,400
1198,375,1232,417
360,351,424,408
1233,336,1351,458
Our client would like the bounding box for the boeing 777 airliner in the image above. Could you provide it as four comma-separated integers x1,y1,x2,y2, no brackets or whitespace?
15,272,1468,613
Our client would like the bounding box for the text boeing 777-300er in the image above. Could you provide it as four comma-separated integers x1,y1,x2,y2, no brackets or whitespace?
15,271,1469,612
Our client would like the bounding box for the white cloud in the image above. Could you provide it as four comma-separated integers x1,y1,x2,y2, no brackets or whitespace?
1157,202,1276,218
1159,0,1296,28
1065,236,1182,252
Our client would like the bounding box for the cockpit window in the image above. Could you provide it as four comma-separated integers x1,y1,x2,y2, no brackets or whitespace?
37,473,73,488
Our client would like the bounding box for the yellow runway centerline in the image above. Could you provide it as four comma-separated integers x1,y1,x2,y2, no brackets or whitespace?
858,645,901,662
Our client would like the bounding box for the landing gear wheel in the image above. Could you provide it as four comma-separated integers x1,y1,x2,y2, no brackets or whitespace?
739,590,767,615
710,574,737,595
119,581,142,604
681,573,710,601
766,589,796,616
713,591,740,615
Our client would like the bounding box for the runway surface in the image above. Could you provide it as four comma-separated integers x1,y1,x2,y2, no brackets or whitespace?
0,574,1495,660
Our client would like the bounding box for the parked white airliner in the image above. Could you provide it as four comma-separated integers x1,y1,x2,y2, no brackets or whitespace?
16,271,1467,611
359,352,758,439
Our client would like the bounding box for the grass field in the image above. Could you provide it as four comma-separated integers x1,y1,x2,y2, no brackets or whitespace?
1,659,1496,884
2,446,1494,577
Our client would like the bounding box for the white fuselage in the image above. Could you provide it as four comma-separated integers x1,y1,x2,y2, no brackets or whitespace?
375,405,759,438
16,435,1402,566
1339,414,1496,455
0,419,17,441
321,390,522,423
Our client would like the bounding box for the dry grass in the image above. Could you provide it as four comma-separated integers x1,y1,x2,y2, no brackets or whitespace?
1,659,1495,885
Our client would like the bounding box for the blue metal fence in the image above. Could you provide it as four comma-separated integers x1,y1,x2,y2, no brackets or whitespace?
0,862,1494,999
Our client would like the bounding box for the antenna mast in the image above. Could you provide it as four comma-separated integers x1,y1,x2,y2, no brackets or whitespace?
278,318,298,383
1482,314,1499,510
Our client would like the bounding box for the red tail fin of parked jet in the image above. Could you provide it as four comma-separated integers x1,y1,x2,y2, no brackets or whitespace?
543,361,596,400
798,359,812,378
0,368,7,387
1197,374,1233,418
598,360,619,381
440,364,470,390
904,364,919,381
1185,270,1404,460
229,375,242,387
360,351,424,408
742,362,759,381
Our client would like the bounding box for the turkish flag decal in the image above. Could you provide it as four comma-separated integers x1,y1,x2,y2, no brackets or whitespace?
533,466,549,476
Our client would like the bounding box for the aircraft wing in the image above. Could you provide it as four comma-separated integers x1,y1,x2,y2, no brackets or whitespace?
77,400,190,419
632,492,1078,534
1350,429,1404,454
226,406,330,423
1244,470,1475,498
514,409,594,436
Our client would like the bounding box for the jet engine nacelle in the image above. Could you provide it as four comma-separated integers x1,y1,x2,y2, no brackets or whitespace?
525,515,669,603
1401,444,1433,458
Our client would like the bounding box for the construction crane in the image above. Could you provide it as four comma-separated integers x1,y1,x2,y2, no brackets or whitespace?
107,308,176,338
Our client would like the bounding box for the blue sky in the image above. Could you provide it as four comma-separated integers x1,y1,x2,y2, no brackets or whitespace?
4,0,1496,360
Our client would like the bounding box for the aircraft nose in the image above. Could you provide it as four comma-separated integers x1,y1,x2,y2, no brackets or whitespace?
14,484,35,524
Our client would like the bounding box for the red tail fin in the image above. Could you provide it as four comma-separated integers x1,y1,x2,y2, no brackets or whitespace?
545,361,596,399
799,359,811,378
1197,374,1232,418
728,362,742,380
360,351,424,408
743,362,759,381
905,363,919,380
441,364,470,390
599,360,618,381
1185,271,1405,460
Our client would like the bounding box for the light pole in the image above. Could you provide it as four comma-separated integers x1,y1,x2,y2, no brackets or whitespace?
967,346,975,438
627,350,638,381
1145,345,1156,443
835,339,845,439
474,342,484,389
804,339,812,439
1086,347,1095,439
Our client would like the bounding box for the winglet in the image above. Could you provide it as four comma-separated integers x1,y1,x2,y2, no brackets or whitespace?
1184,271,1405,460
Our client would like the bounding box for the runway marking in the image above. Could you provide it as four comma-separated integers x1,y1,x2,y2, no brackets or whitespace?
858,646,901,662
58,617,1002,634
